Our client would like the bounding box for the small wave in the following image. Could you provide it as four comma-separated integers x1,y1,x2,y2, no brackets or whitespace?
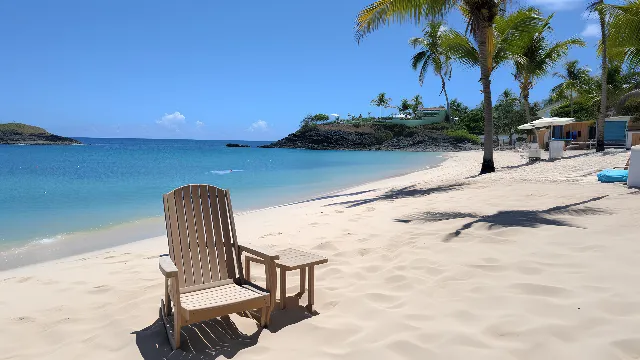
210,169,244,175
37,237,59,244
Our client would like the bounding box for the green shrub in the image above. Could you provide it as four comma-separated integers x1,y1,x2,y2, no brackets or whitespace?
418,122,452,131
445,129,481,144
297,122,318,134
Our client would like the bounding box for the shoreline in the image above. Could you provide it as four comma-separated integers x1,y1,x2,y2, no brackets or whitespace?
0,154,446,271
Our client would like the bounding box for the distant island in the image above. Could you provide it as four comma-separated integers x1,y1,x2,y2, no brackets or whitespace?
225,143,250,148
0,123,82,145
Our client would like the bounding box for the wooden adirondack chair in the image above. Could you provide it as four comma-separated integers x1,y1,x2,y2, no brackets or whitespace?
159,184,279,350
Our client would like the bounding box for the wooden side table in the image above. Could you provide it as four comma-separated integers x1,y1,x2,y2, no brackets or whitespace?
245,248,328,312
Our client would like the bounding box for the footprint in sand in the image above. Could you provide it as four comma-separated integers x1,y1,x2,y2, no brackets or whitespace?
12,316,35,323
259,232,282,238
89,285,111,294
509,282,573,298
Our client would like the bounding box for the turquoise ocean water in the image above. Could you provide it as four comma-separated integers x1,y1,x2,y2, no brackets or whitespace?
0,138,442,254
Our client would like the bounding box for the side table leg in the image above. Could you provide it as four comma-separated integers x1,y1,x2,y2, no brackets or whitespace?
300,267,306,295
280,268,287,310
307,265,315,312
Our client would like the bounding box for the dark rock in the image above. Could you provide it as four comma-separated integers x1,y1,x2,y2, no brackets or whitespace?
225,143,250,148
259,124,480,152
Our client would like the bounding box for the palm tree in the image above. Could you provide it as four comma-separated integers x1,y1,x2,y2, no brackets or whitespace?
411,94,424,117
371,92,393,118
605,0,640,112
398,98,412,116
356,2,542,173
409,21,452,118
551,60,592,117
588,0,609,152
513,16,585,124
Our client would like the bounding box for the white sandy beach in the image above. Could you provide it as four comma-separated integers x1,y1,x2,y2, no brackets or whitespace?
1,149,638,360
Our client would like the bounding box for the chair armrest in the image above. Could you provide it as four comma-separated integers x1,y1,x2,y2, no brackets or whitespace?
159,256,178,277
239,244,279,261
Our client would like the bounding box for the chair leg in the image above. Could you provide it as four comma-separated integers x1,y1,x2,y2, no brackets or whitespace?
174,311,182,349
164,278,171,315
260,306,267,327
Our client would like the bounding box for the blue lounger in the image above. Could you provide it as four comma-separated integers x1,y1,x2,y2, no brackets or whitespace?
597,169,629,183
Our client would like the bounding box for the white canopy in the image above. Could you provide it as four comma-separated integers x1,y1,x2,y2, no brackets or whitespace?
518,123,537,130
531,117,575,127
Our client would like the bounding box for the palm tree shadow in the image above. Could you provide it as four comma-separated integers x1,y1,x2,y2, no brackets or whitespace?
395,195,610,242
326,183,467,208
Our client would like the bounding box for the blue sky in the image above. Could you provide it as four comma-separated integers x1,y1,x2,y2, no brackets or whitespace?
0,0,605,140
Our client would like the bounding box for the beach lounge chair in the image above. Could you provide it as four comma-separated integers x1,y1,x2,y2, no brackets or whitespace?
614,157,631,170
159,184,279,350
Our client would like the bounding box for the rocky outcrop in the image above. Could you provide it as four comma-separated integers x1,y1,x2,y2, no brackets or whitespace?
0,123,82,145
259,124,480,152
225,143,250,148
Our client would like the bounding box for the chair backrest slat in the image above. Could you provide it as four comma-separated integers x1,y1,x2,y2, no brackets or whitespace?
174,187,196,287
208,186,230,280
225,190,244,281
191,185,213,283
163,184,240,290
216,187,237,280
183,185,204,286
198,185,221,282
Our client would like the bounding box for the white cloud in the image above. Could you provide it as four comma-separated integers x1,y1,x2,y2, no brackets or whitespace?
247,120,268,132
527,0,584,10
156,112,186,129
195,121,204,128
581,23,601,38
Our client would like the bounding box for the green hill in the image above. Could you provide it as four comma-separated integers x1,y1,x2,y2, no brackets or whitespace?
0,122,82,145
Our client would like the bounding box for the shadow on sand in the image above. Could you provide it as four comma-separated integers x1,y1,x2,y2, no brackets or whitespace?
394,195,610,242
325,183,467,208
133,302,316,359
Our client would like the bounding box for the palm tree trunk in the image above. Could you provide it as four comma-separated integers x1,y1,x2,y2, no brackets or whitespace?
522,85,531,124
477,25,495,174
596,1,607,152
439,72,451,122
570,93,574,118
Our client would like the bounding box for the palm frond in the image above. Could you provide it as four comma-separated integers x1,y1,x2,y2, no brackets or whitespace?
411,50,428,71
440,28,479,68
603,0,640,67
355,0,457,42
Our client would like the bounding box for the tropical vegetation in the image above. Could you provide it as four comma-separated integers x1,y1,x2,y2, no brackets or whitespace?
350,0,640,167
